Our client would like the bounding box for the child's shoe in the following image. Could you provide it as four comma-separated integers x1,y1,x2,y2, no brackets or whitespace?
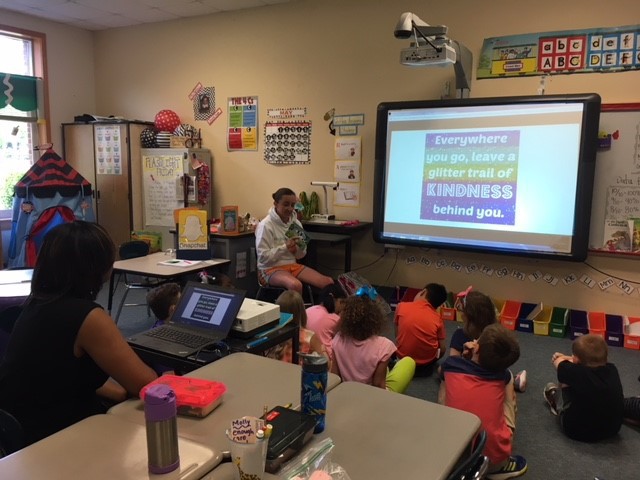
514,370,527,393
487,455,528,479
544,382,559,416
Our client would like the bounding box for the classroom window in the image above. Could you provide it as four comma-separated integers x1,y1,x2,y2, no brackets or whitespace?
0,26,49,218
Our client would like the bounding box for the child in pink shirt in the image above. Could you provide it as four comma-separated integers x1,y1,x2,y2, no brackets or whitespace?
331,288,415,393
306,283,347,360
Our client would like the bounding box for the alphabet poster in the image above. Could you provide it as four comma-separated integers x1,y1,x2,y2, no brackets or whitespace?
478,24,640,78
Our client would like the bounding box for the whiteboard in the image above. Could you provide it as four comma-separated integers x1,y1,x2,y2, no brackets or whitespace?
588,104,640,251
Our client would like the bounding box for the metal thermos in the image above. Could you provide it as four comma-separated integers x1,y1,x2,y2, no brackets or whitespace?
144,384,180,474
300,353,328,433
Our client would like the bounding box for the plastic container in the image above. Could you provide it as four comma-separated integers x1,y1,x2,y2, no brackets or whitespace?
499,300,521,330
549,307,569,338
144,384,180,474
587,311,606,338
300,353,328,434
569,309,588,339
140,375,226,417
605,314,624,347
624,316,640,350
533,305,553,336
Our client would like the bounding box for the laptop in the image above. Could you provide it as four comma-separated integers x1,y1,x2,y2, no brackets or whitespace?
127,281,246,357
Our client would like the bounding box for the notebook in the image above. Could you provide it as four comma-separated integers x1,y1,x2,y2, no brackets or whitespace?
127,281,246,357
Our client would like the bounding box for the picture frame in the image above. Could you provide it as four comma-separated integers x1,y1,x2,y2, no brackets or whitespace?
221,205,239,234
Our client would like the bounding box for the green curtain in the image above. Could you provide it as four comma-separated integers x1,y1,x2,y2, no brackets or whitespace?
0,72,38,112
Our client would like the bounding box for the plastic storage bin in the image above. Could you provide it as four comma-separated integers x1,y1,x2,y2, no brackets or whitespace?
624,316,640,350
533,305,553,336
569,309,588,339
516,303,539,333
587,311,606,338
605,314,624,347
140,375,226,417
549,307,569,338
499,300,522,330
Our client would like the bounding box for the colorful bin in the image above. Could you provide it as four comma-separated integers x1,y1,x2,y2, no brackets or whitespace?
569,309,588,339
549,307,569,338
533,305,553,336
623,316,640,350
516,303,539,333
605,315,624,347
499,300,521,330
587,311,606,338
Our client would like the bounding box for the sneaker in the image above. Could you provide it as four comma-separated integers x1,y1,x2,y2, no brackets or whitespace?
514,370,527,393
544,382,559,416
487,455,528,479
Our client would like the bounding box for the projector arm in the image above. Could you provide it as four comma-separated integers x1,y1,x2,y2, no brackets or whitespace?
394,11,472,96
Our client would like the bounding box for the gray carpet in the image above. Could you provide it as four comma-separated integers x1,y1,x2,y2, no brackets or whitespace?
403,321,639,480
102,284,639,479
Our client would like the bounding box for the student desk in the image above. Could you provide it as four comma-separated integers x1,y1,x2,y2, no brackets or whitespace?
107,252,230,312
128,322,301,372
0,414,221,480
203,381,481,480
108,353,341,452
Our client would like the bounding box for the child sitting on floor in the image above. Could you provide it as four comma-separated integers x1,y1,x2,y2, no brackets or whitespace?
306,283,347,361
265,290,325,364
440,323,527,479
447,288,526,392
544,333,624,442
331,287,415,393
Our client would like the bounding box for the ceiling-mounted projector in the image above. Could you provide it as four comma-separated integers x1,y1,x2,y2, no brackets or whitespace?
400,43,456,66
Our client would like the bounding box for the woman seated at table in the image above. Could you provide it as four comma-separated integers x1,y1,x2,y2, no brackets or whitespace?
255,187,334,294
0,221,157,446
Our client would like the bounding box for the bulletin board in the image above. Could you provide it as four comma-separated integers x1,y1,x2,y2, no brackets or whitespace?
588,103,640,251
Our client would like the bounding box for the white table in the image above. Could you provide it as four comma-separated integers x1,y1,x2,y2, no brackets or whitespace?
202,381,481,480
109,353,340,452
107,252,230,311
0,414,221,480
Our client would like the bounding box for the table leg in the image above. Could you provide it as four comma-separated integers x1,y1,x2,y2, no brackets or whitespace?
344,238,352,272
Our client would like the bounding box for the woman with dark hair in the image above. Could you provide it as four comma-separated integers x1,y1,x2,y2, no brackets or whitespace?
255,187,333,293
0,221,157,446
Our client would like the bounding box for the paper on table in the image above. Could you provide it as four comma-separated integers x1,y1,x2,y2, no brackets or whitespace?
157,259,202,267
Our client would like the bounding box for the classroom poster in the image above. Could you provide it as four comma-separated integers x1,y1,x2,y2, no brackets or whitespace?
334,136,361,160
94,125,122,175
335,160,360,183
142,153,184,227
334,184,359,207
178,209,208,250
478,25,640,79
264,120,311,164
227,96,258,151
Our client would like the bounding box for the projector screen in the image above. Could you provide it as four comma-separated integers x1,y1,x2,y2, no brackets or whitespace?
373,93,601,261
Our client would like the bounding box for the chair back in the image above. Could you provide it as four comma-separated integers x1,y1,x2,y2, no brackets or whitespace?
119,240,150,260
0,409,25,458
446,430,489,480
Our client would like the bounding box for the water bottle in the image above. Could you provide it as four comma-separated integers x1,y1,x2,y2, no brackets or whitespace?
300,353,328,433
144,384,180,474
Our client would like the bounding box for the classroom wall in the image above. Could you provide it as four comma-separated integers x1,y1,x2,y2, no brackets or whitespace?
4,0,640,316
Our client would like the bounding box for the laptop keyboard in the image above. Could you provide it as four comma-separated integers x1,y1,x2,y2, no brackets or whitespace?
145,327,211,349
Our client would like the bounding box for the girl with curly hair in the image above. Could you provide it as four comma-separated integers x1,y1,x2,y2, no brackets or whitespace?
330,290,415,393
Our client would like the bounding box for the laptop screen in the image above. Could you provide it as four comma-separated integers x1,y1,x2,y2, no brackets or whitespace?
171,281,246,334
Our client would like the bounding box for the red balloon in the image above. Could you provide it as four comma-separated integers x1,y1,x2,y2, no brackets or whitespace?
154,110,181,133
